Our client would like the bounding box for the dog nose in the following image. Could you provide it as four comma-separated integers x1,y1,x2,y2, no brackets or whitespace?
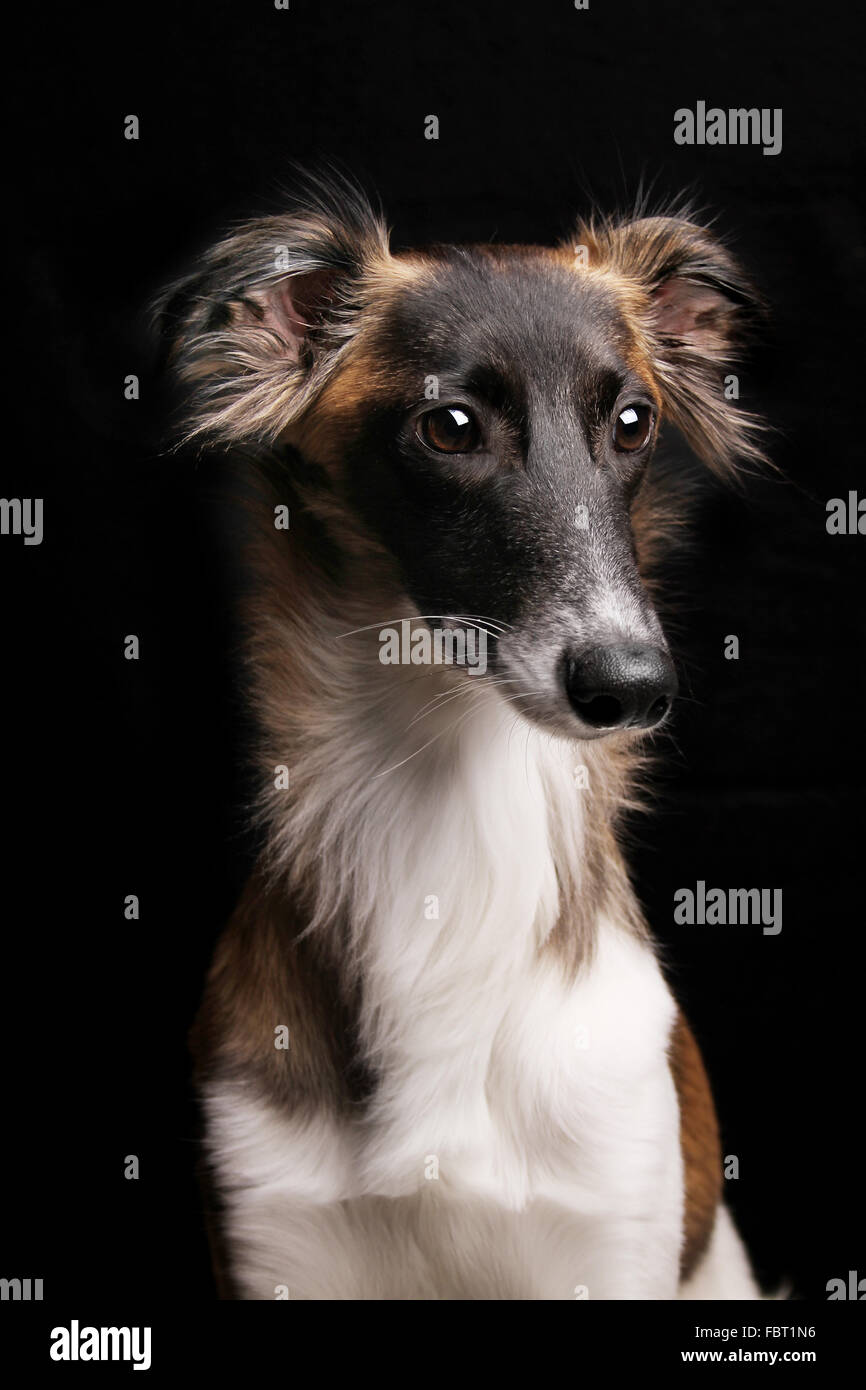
564,643,677,730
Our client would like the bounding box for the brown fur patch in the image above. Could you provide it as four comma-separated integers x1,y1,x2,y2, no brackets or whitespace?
669,1010,723,1279
190,866,370,1113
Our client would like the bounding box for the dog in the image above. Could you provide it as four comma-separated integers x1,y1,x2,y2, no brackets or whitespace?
158,173,768,1299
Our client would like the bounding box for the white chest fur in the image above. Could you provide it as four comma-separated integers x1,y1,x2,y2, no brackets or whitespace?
206,695,684,1298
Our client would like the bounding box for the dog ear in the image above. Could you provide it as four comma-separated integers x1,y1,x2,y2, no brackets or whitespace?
154,176,391,445
574,214,767,474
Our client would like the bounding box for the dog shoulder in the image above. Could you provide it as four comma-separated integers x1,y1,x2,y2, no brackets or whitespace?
190,866,369,1113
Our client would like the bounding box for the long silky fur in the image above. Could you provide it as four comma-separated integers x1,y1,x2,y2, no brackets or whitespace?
159,174,771,1301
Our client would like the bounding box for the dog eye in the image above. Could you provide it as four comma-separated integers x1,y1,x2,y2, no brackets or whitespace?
419,407,482,454
613,404,654,453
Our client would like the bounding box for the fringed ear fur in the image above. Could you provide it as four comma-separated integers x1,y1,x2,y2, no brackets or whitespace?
572,213,768,475
154,175,391,446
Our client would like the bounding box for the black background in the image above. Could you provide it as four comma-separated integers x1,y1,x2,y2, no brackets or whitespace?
4,0,863,1307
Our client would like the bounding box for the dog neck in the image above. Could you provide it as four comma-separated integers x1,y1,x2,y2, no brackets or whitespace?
239,472,647,1014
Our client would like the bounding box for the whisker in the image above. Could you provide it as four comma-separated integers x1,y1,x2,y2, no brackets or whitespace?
374,687,495,780
334,614,510,641
407,676,534,728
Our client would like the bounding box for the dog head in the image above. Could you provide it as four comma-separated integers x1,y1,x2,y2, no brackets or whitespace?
158,175,764,740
